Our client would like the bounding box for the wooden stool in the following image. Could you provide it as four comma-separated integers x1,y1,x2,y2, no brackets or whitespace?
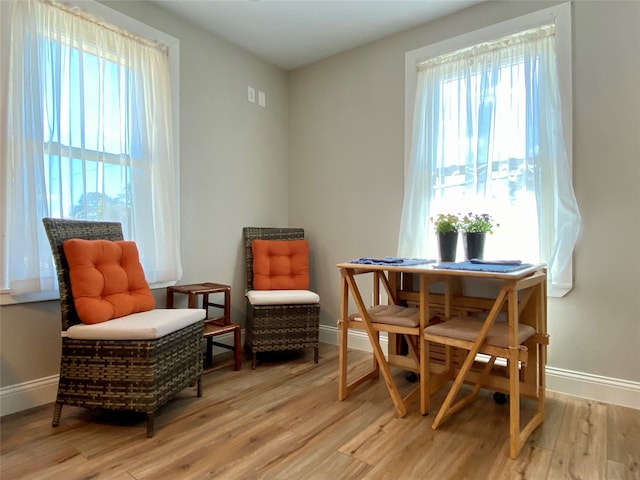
167,282,242,372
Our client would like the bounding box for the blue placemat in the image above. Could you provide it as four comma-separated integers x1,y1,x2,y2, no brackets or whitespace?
434,261,532,272
349,256,435,266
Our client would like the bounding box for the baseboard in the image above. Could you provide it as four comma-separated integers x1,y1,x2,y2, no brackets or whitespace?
319,323,390,354
0,375,60,417
4,327,638,417
0,330,244,417
319,324,640,410
546,366,640,410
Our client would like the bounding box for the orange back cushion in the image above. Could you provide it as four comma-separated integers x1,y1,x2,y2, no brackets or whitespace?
252,239,310,290
62,239,155,324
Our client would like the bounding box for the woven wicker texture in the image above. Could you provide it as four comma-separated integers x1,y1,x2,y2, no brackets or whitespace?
243,227,320,368
42,218,204,436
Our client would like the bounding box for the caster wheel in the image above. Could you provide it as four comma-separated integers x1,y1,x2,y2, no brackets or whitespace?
493,392,508,405
405,372,418,383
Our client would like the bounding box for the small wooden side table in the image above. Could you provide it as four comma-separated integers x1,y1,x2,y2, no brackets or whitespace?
166,282,241,372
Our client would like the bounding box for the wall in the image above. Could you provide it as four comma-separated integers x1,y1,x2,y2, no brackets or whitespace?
289,0,640,405
0,0,289,412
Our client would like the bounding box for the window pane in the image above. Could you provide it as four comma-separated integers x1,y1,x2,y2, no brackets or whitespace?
430,56,541,262
43,153,133,221
41,37,142,224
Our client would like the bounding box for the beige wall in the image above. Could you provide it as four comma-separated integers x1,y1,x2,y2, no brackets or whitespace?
0,0,289,389
289,0,640,384
1,0,639,409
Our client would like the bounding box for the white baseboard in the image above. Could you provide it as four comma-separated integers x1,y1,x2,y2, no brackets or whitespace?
319,324,640,410
0,375,60,417
546,366,640,410
3,327,638,417
319,323,390,354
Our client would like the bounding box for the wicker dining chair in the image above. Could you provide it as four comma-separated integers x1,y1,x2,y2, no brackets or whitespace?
42,218,205,437
243,227,320,369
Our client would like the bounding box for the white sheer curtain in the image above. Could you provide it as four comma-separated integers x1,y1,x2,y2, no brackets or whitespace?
6,0,181,295
398,25,580,296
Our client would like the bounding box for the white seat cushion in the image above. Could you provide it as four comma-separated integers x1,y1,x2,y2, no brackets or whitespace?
350,304,420,328
66,308,206,340
247,289,320,305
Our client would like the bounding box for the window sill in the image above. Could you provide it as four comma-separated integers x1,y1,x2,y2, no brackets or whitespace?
0,281,176,306
0,290,59,306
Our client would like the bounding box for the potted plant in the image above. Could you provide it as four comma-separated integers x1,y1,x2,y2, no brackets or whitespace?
431,213,459,262
459,212,497,260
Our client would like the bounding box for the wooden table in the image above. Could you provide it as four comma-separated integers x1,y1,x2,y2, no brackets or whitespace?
167,282,242,372
337,260,548,458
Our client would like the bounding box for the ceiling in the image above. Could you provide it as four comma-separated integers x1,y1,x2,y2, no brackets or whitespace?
151,0,484,70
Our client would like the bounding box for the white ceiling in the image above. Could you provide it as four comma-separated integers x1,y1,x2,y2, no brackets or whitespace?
151,0,484,70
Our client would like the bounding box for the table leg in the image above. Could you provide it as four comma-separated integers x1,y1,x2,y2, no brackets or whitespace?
224,289,231,325
419,275,429,415
338,275,349,400
205,338,212,365
343,269,408,417
187,293,196,309
202,293,209,318
338,273,378,400
166,291,174,309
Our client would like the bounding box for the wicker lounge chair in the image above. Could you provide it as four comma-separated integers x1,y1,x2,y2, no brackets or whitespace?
243,227,320,369
42,218,205,437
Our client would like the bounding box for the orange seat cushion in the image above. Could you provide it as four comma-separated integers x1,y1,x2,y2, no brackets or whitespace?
252,239,310,290
62,239,155,324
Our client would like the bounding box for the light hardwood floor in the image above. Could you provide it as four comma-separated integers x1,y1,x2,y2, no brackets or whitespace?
1,344,639,480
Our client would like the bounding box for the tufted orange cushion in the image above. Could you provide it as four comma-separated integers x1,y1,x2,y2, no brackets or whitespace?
252,239,310,290
62,239,155,324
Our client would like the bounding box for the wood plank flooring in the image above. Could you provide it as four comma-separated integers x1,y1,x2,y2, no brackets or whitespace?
1,344,639,480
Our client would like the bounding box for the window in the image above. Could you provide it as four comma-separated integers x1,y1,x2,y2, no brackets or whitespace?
2,0,181,301
41,38,143,222
398,3,580,296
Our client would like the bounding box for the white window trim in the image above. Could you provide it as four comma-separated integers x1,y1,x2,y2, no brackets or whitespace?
403,2,573,296
0,0,181,305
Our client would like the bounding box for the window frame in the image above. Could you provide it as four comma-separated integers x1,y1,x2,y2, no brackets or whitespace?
0,0,181,305
403,2,573,295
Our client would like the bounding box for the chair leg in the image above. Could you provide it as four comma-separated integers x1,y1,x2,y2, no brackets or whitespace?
251,352,257,370
432,348,479,430
314,345,319,363
233,326,242,371
197,376,202,397
52,402,63,427
146,413,155,438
